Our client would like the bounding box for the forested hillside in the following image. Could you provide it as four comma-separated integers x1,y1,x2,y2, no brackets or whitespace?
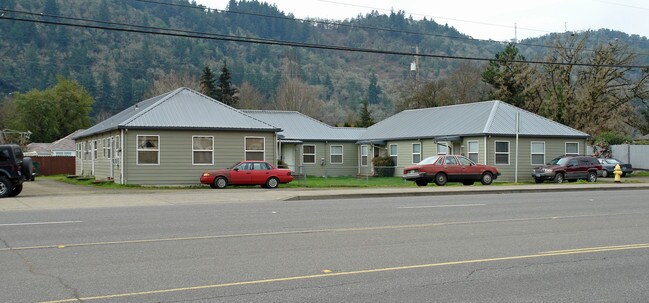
1,0,648,134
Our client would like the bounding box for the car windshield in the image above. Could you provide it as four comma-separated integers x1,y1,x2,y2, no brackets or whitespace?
548,157,570,165
229,162,243,169
418,156,440,165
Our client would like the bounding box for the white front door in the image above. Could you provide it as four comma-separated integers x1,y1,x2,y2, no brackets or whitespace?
283,144,296,171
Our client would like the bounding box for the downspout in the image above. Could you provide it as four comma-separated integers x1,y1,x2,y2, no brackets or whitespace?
120,129,125,184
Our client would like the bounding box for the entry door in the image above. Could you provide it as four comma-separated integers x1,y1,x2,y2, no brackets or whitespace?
283,144,296,171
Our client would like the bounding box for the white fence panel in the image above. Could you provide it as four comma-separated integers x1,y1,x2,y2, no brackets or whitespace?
611,144,649,170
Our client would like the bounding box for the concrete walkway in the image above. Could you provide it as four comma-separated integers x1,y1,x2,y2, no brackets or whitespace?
1,177,648,211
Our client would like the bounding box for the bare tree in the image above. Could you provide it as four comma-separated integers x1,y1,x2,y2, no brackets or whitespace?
238,81,265,109
274,76,324,118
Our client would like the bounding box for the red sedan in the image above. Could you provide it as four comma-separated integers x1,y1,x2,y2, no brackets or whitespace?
200,161,293,189
403,155,500,186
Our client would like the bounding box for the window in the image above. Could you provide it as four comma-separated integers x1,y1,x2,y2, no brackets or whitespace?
92,140,98,159
412,143,421,163
458,156,473,166
467,141,479,163
444,156,458,165
245,137,265,160
303,145,316,164
389,144,398,166
76,143,81,159
106,138,112,160
102,139,107,158
565,142,579,156
495,141,510,165
193,136,214,165
531,142,545,165
437,142,448,155
360,145,368,166
330,145,343,164
114,135,120,159
252,162,272,170
137,135,159,165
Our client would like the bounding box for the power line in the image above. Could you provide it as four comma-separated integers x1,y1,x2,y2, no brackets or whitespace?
1,10,647,69
134,0,649,58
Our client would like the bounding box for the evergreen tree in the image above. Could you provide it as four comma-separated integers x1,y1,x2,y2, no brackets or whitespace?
367,73,382,104
199,65,217,99
356,100,375,127
216,61,239,108
481,43,530,108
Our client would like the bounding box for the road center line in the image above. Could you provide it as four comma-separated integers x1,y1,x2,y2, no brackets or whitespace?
0,221,82,227
397,203,485,209
40,243,649,303
1,212,645,252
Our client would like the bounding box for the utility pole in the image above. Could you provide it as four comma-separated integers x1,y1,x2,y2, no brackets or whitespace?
411,46,419,91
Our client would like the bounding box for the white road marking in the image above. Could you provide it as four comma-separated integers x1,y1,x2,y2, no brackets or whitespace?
397,204,485,209
0,221,83,227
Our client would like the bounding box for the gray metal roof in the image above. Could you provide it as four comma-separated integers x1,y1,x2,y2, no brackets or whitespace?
75,88,279,139
359,100,590,141
243,110,366,141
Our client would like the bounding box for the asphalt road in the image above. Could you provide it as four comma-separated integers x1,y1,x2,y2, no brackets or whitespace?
1,190,649,302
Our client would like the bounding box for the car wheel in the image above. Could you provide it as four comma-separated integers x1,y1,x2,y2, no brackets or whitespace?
415,180,428,187
601,170,608,178
480,172,494,185
462,181,475,186
553,173,564,184
9,184,23,197
587,171,597,182
213,177,227,189
265,177,279,189
434,173,447,186
0,177,13,198
534,179,544,184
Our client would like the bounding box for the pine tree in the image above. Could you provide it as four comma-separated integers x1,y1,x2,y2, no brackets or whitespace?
356,100,375,127
199,65,217,99
367,73,381,104
216,61,239,108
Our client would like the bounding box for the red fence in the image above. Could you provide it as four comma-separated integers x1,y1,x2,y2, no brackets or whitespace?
30,156,76,176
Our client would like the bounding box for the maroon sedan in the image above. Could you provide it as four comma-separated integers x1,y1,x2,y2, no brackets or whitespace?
200,161,293,189
403,155,501,186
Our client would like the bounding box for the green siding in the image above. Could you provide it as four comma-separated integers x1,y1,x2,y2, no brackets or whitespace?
296,141,359,177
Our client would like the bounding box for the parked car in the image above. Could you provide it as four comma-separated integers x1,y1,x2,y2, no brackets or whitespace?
403,155,501,186
200,160,293,189
532,155,602,183
598,158,633,177
0,144,35,198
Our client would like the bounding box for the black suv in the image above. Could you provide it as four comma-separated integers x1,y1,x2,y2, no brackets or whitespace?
532,155,602,183
0,144,34,197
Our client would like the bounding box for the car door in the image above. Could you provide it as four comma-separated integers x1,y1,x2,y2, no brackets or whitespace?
442,156,461,181
457,156,479,180
250,162,272,184
565,159,580,179
230,162,252,185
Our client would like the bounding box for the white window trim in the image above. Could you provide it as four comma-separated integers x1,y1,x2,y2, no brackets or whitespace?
436,141,448,155
330,145,343,164
467,140,479,163
412,143,421,164
244,136,265,161
92,140,98,159
360,145,369,167
102,138,107,158
136,135,160,165
494,141,510,165
192,135,214,165
389,144,398,166
114,135,120,159
107,138,112,160
302,144,316,164
565,142,580,156
531,141,545,165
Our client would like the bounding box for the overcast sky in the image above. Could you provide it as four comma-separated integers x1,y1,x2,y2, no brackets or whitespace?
193,0,648,41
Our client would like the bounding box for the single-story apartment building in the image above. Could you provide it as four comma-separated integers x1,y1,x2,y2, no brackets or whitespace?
358,100,591,182
74,88,591,184
243,110,366,177
73,87,280,185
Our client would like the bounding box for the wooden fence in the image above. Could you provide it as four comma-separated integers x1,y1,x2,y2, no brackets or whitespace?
30,156,76,176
